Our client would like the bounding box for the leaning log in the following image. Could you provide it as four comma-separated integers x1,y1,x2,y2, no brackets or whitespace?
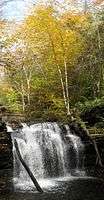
14,139,43,193
93,139,103,167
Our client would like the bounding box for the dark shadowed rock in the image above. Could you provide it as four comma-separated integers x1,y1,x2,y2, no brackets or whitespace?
0,121,13,169
81,105,104,127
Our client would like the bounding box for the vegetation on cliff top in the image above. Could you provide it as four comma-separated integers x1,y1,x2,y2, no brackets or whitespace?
0,1,104,128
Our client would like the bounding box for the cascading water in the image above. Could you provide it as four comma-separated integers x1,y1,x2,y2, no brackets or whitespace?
65,125,84,174
10,122,85,191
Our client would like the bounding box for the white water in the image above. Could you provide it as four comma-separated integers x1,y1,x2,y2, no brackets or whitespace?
12,122,85,191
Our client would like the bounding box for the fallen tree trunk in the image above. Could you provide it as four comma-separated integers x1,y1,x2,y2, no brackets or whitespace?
93,139,103,167
14,139,43,193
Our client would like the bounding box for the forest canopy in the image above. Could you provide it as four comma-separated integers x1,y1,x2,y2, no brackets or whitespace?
0,0,104,123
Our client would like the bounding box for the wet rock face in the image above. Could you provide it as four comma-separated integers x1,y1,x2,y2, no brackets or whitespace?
0,129,13,169
69,121,91,142
0,169,13,194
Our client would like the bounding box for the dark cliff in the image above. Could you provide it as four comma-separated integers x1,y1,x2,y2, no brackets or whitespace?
0,125,13,169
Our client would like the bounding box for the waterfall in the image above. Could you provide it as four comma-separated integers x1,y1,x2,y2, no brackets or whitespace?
65,125,84,174
11,122,85,191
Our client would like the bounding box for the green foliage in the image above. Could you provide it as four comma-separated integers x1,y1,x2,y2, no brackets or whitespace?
6,90,22,112
0,86,22,113
0,5,104,123
76,97,104,113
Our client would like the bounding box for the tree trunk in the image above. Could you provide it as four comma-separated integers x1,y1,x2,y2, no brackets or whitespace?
93,139,103,167
21,83,25,112
14,139,43,193
64,58,71,116
27,79,30,105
